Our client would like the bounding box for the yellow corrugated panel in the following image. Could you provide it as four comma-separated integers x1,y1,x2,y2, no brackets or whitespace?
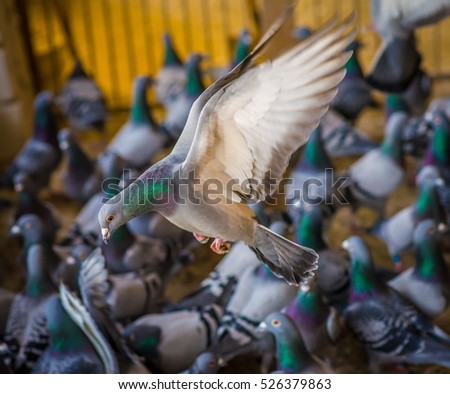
26,0,450,109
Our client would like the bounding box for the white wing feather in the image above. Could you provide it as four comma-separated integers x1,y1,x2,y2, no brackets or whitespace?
182,17,356,203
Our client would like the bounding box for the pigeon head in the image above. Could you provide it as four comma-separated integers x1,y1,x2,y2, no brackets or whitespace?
97,193,127,244
130,75,154,124
57,128,76,151
259,311,311,372
33,91,58,144
231,29,252,68
124,324,161,359
427,111,450,166
341,236,381,300
293,26,312,40
285,279,328,329
162,32,183,67
296,204,326,251
413,219,449,281
185,53,206,96
67,244,95,266
189,351,223,373
416,165,441,187
10,214,45,243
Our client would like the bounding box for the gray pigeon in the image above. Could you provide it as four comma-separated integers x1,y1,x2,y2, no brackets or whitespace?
58,128,103,203
367,0,450,92
105,76,167,168
98,12,357,285
124,279,236,373
342,236,450,372
162,54,206,139
58,61,107,132
388,219,450,318
0,92,61,191
258,312,333,373
155,33,186,106
346,111,406,219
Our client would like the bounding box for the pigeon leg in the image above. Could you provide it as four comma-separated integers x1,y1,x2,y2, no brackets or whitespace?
193,233,210,244
210,238,231,254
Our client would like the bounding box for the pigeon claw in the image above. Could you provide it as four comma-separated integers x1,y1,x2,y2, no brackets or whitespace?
210,238,231,255
193,233,210,244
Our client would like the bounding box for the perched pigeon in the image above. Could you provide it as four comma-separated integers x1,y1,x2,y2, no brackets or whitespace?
105,76,167,168
0,92,61,191
295,204,350,310
11,172,60,240
124,279,236,373
258,312,333,373
345,111,406,219
367,0,450,92
98,13,357,285
10,214,60,279
58,128,103,203
162,54,206,139
58,61,107,132
155,33,186,106
331,41,378,122
32,294,105,374
388,220,450,318
284,280,341,360
342,236,450,372
3,234,56,372
370,167,447,267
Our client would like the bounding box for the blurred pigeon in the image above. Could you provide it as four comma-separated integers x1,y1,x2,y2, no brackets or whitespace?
284,280,341,360
32,294,106,373
295,204,349,310
3,232,56,372
342,236,450,372
58,128,103,203
58,61,107,131
258,312,333,373
11,172,60,240
367,0,450,92
370,167,447,267
57,244,95,292
99,14,357,285
388,220,450,318
105,76,167,168
293,26,312,40
0,92,61,191
156,33,186,106
345,111,406,219
401,68,431,116
162,54,206,139
124,279,236,373
331,41,378,122
10,214,60,279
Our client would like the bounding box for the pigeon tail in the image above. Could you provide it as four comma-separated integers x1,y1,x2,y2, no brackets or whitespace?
250,224,318,286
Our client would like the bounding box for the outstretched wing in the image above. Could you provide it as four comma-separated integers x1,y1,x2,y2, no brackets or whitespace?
181,15,356,203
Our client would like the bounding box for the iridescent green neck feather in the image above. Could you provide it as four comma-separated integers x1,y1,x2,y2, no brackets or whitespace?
130,78,154,124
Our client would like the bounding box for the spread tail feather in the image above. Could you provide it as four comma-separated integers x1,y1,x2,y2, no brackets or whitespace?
250,224,318,286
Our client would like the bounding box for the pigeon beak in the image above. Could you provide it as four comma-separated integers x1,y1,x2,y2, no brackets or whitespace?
341,239,350,250
66,256,76,265
14,183,24,192
101,228,111,244
10,225,21,236
256,321,268,334
437,223,449,234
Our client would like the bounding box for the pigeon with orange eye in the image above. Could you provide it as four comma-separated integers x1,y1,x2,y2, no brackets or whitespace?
258,312,333,374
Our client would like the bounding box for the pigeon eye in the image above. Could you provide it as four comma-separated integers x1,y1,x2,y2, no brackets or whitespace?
25,222,32,229
79,253,86,259
208,360,216,368
271,319,281,327
106,215,115,223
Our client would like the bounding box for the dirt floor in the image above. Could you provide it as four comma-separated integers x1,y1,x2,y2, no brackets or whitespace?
1,79,450,374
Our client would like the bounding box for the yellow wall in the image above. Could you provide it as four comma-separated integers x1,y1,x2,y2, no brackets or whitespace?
23,0,450,109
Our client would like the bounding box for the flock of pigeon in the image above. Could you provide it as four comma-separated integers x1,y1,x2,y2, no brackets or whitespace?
1,0,450,374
